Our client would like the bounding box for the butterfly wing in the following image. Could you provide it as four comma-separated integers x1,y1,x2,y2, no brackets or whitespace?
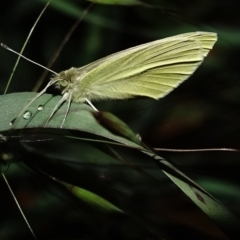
74,32,217,101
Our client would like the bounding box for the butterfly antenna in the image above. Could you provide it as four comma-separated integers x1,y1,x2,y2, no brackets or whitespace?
2,173,37,239
1,43,58,76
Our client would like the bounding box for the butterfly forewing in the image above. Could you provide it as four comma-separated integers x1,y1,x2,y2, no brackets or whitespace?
70,32,216,101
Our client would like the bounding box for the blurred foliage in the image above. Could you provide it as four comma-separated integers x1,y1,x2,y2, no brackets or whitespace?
1,0,240,239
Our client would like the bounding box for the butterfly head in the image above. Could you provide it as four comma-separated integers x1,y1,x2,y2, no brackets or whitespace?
53,67,79,92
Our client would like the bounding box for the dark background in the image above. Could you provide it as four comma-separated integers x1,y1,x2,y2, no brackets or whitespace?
1,0,240,239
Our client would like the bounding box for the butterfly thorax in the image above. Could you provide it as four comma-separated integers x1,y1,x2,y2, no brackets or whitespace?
53,67,87,102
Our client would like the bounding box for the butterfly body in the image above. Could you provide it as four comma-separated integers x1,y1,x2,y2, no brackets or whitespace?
7,31,217,127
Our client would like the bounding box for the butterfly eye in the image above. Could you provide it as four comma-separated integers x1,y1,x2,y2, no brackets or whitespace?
59,80,68,87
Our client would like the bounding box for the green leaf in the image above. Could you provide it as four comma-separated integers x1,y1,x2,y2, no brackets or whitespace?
0,92,142,149
93,111,141,145
63,182,123,213
142,149,240,239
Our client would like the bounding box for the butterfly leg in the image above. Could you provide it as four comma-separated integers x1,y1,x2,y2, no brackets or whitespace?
44,92,69,127
84,98,98,112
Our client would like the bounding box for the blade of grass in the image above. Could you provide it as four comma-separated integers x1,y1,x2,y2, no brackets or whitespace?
3,0,52,95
